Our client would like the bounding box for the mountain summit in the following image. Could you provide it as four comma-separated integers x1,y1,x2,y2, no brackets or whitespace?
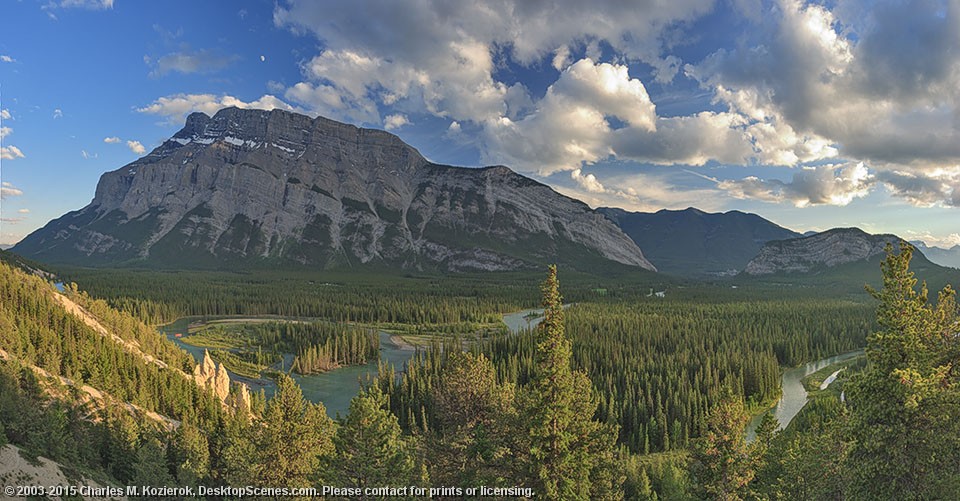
13,107,654,272
599,206,800,277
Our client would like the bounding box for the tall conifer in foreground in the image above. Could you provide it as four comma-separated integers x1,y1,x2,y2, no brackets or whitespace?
691,389,753,500
255,374,334,488
845,244,960,498
517,265,621,500
327,385,417,490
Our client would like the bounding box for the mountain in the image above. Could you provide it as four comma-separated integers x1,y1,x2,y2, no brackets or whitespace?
739,228,960,293
597,206,800,278
745,228,912,275
13,107,654,273
911,241,960,269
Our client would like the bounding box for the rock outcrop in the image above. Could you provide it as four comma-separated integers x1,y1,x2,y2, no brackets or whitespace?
744,227,904,275
13,107,654,273
193,350,231,402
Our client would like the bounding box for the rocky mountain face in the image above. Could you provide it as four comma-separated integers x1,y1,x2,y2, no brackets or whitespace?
13,107,654,272
599,207,800,277
744,228,906,275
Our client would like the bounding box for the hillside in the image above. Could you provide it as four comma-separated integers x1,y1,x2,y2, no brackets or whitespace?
0,260,241,488
598,207,800,278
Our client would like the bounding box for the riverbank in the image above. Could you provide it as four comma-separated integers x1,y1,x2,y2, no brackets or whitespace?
158,306,547,417
745,349,865,442
801,355,865,392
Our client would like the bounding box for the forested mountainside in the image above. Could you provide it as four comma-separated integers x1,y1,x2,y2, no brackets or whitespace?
599,207,800,278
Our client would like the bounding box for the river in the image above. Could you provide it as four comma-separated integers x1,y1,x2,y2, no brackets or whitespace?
161,307,544,417
744,349,864,441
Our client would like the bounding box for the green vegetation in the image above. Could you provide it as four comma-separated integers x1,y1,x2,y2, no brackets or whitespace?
800,355,865,392
206,349,275,379
181,319,378,376
3,243,954,498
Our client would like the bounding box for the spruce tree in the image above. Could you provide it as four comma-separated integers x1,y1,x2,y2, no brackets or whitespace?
326,385,416,490
517,265,622,500
430,351,515,485
131,434,176,488
845,244,960,498
171,422,210,487
691,389,753,501
255,373,334,488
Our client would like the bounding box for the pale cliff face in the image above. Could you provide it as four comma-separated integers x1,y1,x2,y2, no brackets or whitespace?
15,107,655,272
744,228,903,275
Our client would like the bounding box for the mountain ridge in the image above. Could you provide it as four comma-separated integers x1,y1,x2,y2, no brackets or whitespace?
598,206,801,277
910,241,960,269
744,227,906,275
13,107,654,273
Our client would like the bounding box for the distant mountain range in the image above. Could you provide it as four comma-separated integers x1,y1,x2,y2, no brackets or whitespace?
7,107,957,286
598,207,800,278
910,241,960,269
12,108,654,273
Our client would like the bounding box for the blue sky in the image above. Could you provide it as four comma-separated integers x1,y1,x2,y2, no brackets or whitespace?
1,0,958,248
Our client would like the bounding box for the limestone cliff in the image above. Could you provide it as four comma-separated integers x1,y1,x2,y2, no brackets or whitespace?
13,107,654,272
744,228,904,275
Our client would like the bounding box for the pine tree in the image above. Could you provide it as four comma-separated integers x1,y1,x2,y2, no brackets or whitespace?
429,351,515,485
691,389,753,501
845,244,960,498
219,408,257,486
255,373,334,488
171,422,210,487
326,385,416,490
749,412,779,495
517,265,622,500
751,412,778,468
131,434,176,487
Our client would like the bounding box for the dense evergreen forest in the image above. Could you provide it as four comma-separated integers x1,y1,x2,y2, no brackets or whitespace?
54,267,555,326
2,245,956,499
373,299,871,454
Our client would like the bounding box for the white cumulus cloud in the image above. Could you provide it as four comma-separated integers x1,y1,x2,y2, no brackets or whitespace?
137,93,296,124
126,140,146,155
103,136,120,143
570,168,606,193
718,162,873,207
383,114,411,131
0,146,25,160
